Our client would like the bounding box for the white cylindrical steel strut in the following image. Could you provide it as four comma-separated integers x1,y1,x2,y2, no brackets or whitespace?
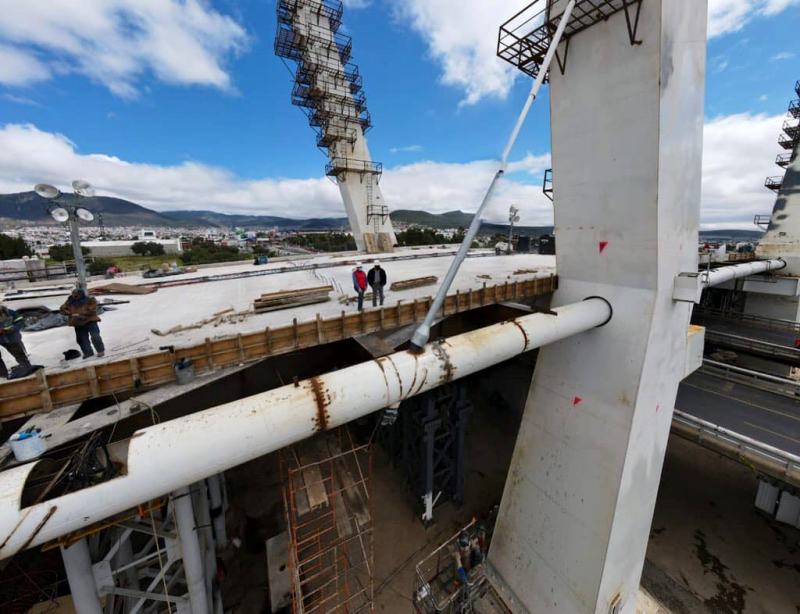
702,258,785,288
0,297,611,560
174,486,210,614
61,539,103,614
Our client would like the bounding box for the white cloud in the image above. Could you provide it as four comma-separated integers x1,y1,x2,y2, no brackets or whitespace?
708,0,800,37
701,112,785,229
0,115,786,230
395,0,799,106
0,44,50,86
771,51,796,61
0,0,247,96
393,0,532,106
389,144,423,153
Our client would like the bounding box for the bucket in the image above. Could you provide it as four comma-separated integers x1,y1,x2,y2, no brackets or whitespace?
175,358,196,385
9,429,47,462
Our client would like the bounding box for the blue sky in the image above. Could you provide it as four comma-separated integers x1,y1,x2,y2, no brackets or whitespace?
0,0,798,228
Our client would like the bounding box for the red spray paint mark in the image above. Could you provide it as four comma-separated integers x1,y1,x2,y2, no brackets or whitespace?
572,396,582,406
599,241,609,254
656,403,661,414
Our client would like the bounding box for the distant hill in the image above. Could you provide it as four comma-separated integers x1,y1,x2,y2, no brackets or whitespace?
161,210,349,230
0,192,174,227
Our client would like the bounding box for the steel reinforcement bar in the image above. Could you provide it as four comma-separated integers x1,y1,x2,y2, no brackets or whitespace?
0,276,557,420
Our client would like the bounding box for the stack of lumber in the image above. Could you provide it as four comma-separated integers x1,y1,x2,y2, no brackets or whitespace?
389,275,438,291
151,308,253,336
254,285,333,313
91,283,156,295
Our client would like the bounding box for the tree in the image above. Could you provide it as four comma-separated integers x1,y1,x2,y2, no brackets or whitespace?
131,241,166,256
48,244,90,261
181,240,242,265
0,234,33,260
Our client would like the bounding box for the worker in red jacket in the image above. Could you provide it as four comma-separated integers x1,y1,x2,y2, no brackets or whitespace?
352,263,368,311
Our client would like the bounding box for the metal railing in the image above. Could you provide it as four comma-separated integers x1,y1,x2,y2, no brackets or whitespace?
700,359,800,399
325,157,382,177
705,329,800,364
694,307,800,335
672,410,800,487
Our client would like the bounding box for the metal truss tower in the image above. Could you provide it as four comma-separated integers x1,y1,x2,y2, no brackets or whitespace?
275,0,396,254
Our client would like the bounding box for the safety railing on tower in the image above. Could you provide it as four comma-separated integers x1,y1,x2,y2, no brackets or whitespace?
325,158,382,178
765,176,784,192
497,0,644,77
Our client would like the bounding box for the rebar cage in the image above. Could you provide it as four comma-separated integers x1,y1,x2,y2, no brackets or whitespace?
281,429,374,614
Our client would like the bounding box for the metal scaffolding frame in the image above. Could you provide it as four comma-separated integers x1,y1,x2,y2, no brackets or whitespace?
281,429,374,614
497,0,644,78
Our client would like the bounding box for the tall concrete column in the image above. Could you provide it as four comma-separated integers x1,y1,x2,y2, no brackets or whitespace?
488,1,707,612
174,486,210,614
60,539,103,614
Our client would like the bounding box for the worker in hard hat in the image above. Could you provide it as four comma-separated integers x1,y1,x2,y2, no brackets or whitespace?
60,288,105,359
367,259,387,307
352,263,368,311
0,299,32,379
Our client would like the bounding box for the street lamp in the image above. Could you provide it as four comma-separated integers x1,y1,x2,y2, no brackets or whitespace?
34,180,96,289
508,205,520,254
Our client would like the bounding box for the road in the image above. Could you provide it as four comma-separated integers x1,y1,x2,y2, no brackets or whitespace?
677,371,800,457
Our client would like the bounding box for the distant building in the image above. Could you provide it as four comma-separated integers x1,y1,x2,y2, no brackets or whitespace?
79,238,183,258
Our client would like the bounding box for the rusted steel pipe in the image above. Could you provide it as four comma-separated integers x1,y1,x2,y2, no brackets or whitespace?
0,297,611,559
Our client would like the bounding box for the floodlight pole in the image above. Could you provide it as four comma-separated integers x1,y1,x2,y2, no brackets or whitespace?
68,211,88,290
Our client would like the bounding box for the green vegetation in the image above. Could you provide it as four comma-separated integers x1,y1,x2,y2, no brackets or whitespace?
131,241,166,256
87,257,116,276
395,227,448,246
286,232,356,252
181,238,242,265
0,234,32,259
48,244,90,261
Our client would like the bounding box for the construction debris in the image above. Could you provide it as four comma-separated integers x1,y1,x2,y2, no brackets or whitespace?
91,283,157,295
389,275,438,291
151,308,253,336
513,268,539,275
254,285,332,313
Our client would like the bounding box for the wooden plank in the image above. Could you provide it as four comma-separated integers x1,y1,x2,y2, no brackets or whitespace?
296,443,329,510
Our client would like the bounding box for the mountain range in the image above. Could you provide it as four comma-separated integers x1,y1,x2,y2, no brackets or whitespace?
0,192,763,240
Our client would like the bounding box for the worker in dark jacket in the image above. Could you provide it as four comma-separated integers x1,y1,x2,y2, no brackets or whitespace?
367,260,387,307
352,263,368,311
0,303,31,379
60,289,105,359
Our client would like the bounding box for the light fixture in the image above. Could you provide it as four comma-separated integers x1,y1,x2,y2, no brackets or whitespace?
72,179,95,197
75,207,95,222
34,183,61,199
49,207,70,223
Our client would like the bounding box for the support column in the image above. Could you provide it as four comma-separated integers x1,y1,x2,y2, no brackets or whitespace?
488,1,708,612
61,539,102,614
207,474,228,549
174,486,210,614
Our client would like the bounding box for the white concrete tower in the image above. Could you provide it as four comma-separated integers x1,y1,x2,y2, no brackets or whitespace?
490,1,707,612
276,0,396,253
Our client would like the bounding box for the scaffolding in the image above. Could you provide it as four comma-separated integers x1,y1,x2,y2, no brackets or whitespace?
762,82,799,212
281,429,373,614
497,0,644,78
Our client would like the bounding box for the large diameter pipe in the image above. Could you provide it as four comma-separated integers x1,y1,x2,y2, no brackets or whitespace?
60,539,103,614
702,258,785,288
0,297,611,559
409,0,578,350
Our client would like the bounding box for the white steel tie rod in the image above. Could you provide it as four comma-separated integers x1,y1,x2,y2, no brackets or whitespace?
409,0,578,350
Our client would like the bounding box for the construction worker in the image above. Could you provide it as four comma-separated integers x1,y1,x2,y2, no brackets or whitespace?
60,288,105,359
0,300,31,379
352,263,368,311
367,260,387,307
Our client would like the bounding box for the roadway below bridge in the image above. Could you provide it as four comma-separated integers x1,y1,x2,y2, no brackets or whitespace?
677,371,800,457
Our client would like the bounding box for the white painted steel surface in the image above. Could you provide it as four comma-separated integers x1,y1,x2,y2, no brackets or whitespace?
174,486,210,614
488,2,708,612
757,150,800,275
0,298,610,559
703,259,786,288
61,539,103,614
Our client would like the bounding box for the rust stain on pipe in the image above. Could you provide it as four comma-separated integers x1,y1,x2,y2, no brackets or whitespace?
432,342,454,385
511,319,530,351
0,508,33,552
309,377,330,432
